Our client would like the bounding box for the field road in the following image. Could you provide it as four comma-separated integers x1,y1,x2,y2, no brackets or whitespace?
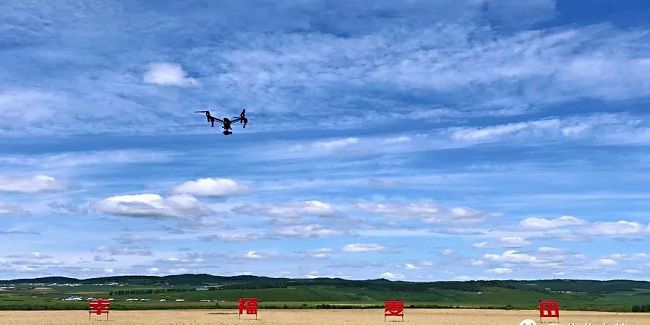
0,309,648,325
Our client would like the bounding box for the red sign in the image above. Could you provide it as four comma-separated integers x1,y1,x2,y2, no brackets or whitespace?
89,298,111,320
539,300,560,322
384,300,404,321
238,298,258,319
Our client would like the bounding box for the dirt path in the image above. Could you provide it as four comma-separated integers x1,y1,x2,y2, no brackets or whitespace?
0,309,647,325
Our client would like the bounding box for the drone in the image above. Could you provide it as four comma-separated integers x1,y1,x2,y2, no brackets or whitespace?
195,108,248,135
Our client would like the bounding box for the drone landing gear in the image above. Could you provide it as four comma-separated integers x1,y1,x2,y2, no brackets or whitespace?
223,130,232,135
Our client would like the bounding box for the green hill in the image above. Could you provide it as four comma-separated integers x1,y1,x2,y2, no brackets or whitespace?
1,275,649,311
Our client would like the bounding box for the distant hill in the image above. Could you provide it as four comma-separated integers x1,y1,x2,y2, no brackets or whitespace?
3,274,650,294
2,275,650,311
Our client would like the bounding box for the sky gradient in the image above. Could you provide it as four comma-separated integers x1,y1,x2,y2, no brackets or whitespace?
0,0,649,281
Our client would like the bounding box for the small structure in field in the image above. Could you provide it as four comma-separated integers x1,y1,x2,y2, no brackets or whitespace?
89,298,110,320
384,300,404,321
538,300,560,323
238,298,258,319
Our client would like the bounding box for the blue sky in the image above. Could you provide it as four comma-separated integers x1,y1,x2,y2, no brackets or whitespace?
0,0,649,281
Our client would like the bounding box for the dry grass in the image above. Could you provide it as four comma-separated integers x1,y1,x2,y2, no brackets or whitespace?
0,309,648,325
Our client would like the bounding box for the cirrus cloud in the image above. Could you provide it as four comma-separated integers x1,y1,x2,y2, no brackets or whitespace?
358,201,497,224
0,203,30,216
585,220,650,237
0,175,66,193
343,243,384,253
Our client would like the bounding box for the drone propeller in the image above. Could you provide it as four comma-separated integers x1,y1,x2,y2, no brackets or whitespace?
240,108,248,128
195,110,214,126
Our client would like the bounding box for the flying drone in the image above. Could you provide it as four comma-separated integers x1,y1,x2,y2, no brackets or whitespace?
195,108,248,135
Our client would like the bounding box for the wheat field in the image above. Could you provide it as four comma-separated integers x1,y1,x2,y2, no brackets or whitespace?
0,309,648,325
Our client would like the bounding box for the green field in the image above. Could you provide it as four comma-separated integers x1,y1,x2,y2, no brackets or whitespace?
1,275,649,312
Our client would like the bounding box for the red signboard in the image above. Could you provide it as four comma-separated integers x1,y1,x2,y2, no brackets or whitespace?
238,298,258,319
539,300,560,322
89,298,111,320
384,300,404,321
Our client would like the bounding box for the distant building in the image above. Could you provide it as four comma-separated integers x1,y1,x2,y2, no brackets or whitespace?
63,295,82,301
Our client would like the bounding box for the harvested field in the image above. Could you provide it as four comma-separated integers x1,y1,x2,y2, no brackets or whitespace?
0,309,648,325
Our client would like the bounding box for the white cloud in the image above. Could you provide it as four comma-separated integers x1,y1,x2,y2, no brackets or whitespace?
174,178,247,197
238,200,337,223
358,201,495,224
276,224,342,238
95,193,211,219
499,236,531,248
381,272,405,280
94,255,116,262
103,268,114,274
487,267,512,274
484,250,537,263
300,200,336,215
96,246,152,256
520,215,586,230
0,175,65,193
343,243,384,253
307,248,333,259
304,271,319,279
537,247,564,254
245,251,262,259
148,267,160,273
143,62,196,87
0,150,175,168
473,237,531,249
359,202,438,217
115,233,154,244
383,136,411,144
404,263,419,270
586,220,650,236
451,121,536,142
312,137,359,151
449,114,642,145
0,203,29,216
207,232,268,242
598,258,617,266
